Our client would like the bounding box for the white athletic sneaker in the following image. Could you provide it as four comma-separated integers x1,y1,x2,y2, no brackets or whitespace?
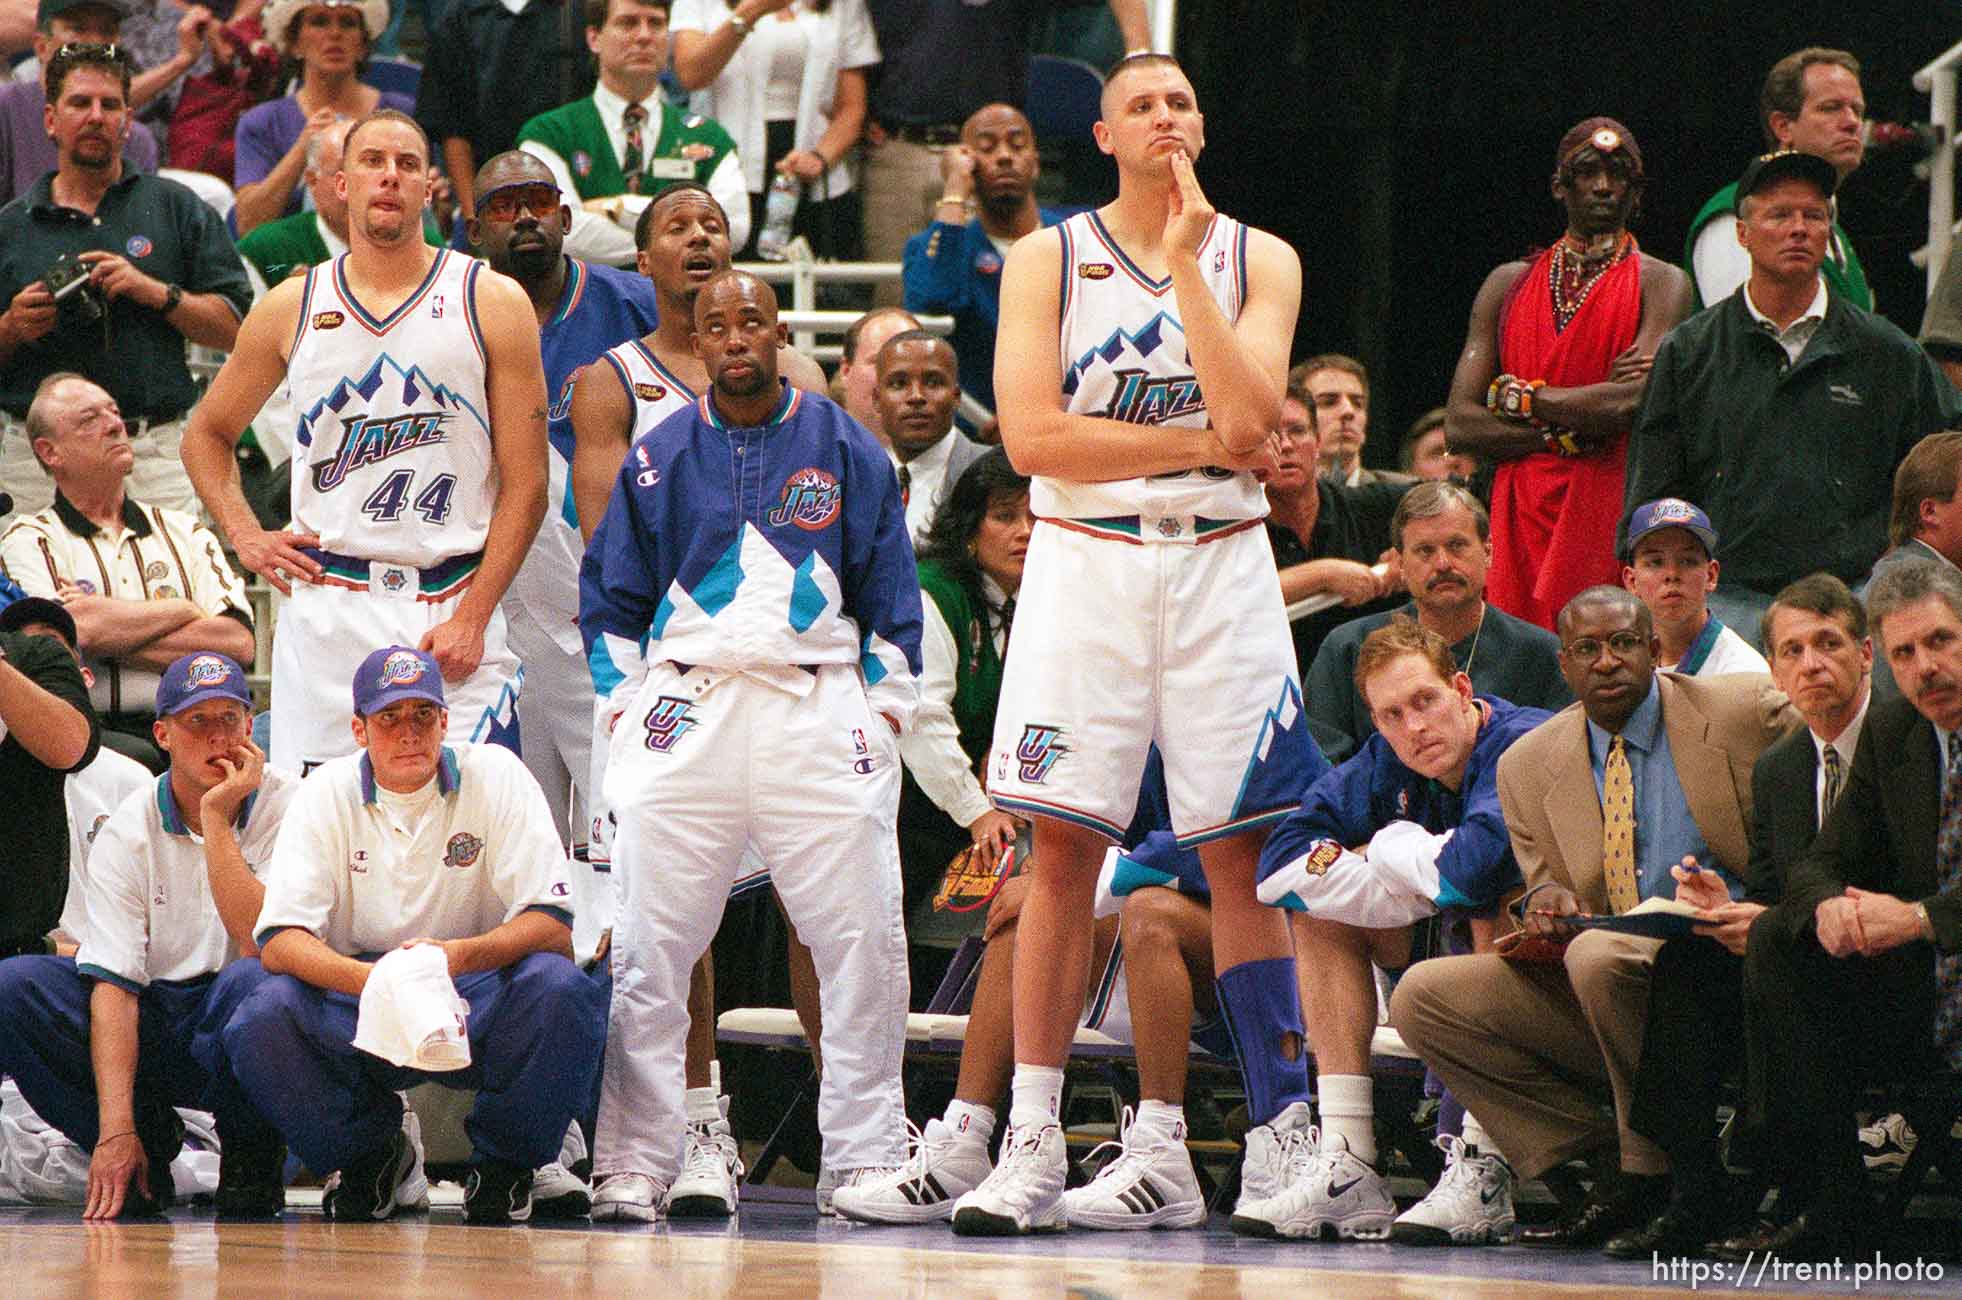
1238,1101,1314,1212
1859,1113,1918,1173
814,1164,840,1217
667,1106,743,1219
831,1119,995,1225
530,1162,593,1219
591,1172,666,1223
1230,1128,1394,1241
1061,1107,1206,1231
396,1107,431,1211
1391,1135,1516,1246
951,1123,1068,1236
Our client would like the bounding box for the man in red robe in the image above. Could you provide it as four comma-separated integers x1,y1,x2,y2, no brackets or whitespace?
1443,118,1694,629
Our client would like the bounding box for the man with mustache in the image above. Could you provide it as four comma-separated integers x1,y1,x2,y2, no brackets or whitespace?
1307,481,1569,764
0,41,250,529
1620,498,1767,677
1444,118,1692,632
1392,585,1793,1252
872,330,986,546
1721,557,1962,1259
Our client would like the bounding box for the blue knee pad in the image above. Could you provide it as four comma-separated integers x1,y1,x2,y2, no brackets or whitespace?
1213,957,1309,1127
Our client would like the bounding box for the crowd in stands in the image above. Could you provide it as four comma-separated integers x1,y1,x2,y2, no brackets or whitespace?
0,2,1956,1271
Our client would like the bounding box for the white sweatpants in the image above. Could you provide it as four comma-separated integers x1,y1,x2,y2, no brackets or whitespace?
593,662,908,1182
504,600,594,849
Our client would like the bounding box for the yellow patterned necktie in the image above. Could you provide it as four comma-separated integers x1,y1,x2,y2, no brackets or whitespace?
1602,733,1640,914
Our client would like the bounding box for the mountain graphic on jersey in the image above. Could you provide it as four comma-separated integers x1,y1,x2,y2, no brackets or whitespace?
297,352,490,479
1061,311,1206,425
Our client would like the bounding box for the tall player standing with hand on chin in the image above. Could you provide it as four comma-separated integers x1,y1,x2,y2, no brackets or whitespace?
183,109,548,772
953,54,1322,1236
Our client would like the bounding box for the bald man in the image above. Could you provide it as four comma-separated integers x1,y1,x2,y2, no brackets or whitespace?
903,104,1071,417
580,270,921,1221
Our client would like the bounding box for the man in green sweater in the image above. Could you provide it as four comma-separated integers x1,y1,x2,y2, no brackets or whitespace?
516,0,749,268
1685,47,1871,310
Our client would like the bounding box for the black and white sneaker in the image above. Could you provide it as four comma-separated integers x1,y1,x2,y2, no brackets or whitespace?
322,1128,418,1222
831,1118,994,1225
464,1157,536,1225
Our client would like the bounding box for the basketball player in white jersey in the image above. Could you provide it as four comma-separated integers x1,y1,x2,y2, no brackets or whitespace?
953,55,1322,1235
182,110,549,772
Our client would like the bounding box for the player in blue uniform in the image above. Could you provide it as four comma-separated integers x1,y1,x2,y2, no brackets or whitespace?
1247,616,1551,1243
471,150,658,864
580,269,921,1220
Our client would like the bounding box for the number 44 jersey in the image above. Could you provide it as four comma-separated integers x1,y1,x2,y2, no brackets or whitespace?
286,250,497,569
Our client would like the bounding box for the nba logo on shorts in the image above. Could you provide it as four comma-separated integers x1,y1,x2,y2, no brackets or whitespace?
643,695,699,753
1016,724,1069,784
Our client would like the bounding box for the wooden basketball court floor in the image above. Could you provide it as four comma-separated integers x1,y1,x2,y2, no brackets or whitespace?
4,1196,1957,1298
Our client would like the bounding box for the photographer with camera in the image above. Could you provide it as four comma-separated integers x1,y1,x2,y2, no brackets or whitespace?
0,41,251,530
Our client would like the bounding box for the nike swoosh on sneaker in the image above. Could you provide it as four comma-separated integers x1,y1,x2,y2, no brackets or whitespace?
1481,1184,1504,1204
1328,1177,1362,1199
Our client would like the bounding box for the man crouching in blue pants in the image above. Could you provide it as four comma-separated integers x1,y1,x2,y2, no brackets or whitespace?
0,652,294,1218
202,646,607,1224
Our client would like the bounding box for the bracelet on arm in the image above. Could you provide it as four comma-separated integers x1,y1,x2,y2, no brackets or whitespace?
161,283,184,315
729,12,751,35
1917,900,1937,943
97,1129,137,1145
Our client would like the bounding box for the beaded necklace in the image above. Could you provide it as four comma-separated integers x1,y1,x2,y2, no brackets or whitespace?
1548,230,1634,332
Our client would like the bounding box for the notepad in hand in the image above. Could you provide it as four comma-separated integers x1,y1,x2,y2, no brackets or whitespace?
1569,896,1707,941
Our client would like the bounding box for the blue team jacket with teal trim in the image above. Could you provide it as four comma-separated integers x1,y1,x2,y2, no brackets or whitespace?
579,382,923,726
1258,696,1550,911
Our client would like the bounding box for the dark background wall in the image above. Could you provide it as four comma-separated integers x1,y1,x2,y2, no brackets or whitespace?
1170,2,1958,465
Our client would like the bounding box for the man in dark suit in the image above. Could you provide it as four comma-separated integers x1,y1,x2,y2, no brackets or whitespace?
1612,573,1871,1256
1391,585,1793,1250
1863,430,1962,704
874,330,988,547
1716,556,1962,1259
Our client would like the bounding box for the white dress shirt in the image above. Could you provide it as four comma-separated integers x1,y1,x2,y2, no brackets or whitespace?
1742,276,1829,365
892,430,957,546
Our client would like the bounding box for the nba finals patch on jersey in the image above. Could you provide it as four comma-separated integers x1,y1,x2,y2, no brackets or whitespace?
313,310,345,330
1078,262,1114,280
633,382,667,402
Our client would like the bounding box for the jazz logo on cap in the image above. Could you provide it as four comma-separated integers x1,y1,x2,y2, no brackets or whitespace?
379,649,425,688
187,654,232,686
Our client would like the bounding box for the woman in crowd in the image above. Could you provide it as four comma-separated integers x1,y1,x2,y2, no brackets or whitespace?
895,449,1032,1004
232,0,405,234
669,0,878,260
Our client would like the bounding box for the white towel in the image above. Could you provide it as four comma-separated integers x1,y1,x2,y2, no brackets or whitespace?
352,945,472,1071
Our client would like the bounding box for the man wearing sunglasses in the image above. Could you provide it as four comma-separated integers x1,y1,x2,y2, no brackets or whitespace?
0,2,171,208
1391,584,1793,1253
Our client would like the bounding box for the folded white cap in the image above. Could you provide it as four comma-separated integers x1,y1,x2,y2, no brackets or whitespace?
352,945,471,1071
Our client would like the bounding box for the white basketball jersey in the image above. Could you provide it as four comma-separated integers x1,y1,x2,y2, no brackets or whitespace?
287,250,497,568
1042,210,1267,523
601,337,699,445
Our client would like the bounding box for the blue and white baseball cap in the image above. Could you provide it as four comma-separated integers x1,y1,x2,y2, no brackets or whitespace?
353,645,446,717
156,652,252,717
1623,497,1718,562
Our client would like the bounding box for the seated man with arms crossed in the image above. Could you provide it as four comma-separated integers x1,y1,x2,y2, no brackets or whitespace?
0,652,294,1218
1247,617,1551,1243
204,647,607,1224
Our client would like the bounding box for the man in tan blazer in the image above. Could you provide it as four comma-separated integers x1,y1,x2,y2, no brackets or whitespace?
1391,585,1794,1251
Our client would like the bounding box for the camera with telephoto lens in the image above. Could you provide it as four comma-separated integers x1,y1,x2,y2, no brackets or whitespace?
43,252,105,324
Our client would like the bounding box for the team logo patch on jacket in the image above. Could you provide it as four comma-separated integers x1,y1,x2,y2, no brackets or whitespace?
768,467,842,531
445,833,484,868
1303,841,1343,878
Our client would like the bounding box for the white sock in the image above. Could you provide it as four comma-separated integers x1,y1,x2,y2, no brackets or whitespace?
1460,1113,1500,1160
1008,1064,1065,1131
1317,1074,1376,1165
943,1100,996,1145
684,1085,722,1124
1131,1100,1186,1144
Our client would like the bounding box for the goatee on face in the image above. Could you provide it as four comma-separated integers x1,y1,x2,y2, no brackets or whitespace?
506,243,557,281
715,365,770,399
